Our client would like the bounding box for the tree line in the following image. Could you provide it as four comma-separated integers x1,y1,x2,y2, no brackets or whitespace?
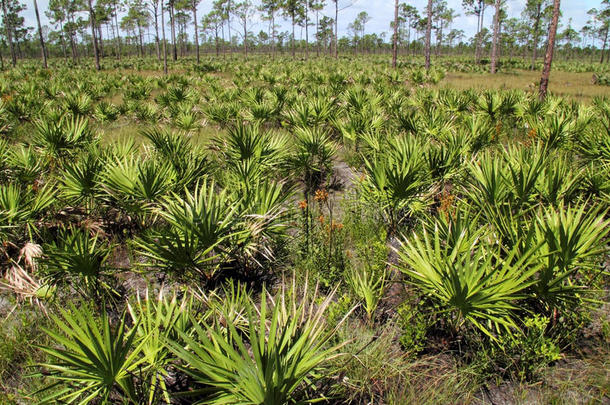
0,1,608,76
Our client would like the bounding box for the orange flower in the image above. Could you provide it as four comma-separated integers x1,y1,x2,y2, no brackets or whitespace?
439,192,455,218
318,215,325,224
298,200,308,210
495,122,503,136
527,128,537,139
314,189,329,203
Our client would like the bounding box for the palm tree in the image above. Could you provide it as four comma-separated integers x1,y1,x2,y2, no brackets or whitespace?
539,0,561,100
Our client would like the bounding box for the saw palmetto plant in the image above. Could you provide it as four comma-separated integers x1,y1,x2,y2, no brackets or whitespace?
35,304,147,404
396,227,542,338
40,226,116,300
134,180,241,281
0,55,609,404
360,135,430,233
532,204,610,311
166,281,353,405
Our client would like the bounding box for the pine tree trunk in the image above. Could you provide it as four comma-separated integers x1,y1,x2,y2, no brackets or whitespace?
170,2,177,60
539,0,560,100
392,0,398,69
334,0,338,59
2,0,16,66
425,0,432,70
137,20,143,57
600,28,608,64
98,25,104,57
531,2,542,70
154,7,160,61
227,0,232,56
475,1,486,63
272,13,276,59
33,0,48,68
305,1,309,59
291,15,295,59
59,19,68,59
316,10,320,57
113,4,122,60
193,2,200,63
215,27,219,57
490,0,501,74
87,0,100,70
161,0,168,74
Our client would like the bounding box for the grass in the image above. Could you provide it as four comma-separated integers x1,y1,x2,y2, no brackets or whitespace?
440,70,608,103
0,304,50,404
99,120,221,147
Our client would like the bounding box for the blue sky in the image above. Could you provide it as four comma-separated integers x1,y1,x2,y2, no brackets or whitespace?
22,0,606,44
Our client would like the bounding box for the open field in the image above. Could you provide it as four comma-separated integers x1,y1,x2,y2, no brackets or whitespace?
1,56,610,404
442,70,610,103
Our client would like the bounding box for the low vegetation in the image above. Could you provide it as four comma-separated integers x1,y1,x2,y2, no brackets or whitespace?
1,55,609,404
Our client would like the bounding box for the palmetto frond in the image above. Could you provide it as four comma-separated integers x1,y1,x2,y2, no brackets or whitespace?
396,228,541,338
166,280,353,404
134,180,241,280
35,304,146,404
99,155,176,218
533,204,610,309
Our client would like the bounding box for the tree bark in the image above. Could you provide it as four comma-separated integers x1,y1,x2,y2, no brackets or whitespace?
227,0,232,56
215,26,219,57
539,0,560,100
59,19,68,59
305,1,309,59
153,2,160,60
315,10,319,57
161,0,167,74
87,0,101,70
601,28,608,64
475,0,485,63
113,3,122,60
531,2,542,70
33,0,48,68
243,17,247,58
490,0,500,74
97,24,104,57
425,0,432,70
392,0,398,68
334,0,338,59
1,0,16,66
136,18,143,57
291,14,295,58
193,1,199,63
170,1,177,60
271,12,275,59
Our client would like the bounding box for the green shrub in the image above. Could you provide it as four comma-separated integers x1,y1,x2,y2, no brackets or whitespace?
475,315,561,382
397,300,429,355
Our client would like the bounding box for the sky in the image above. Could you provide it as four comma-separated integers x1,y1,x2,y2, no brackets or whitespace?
20,0,607,44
